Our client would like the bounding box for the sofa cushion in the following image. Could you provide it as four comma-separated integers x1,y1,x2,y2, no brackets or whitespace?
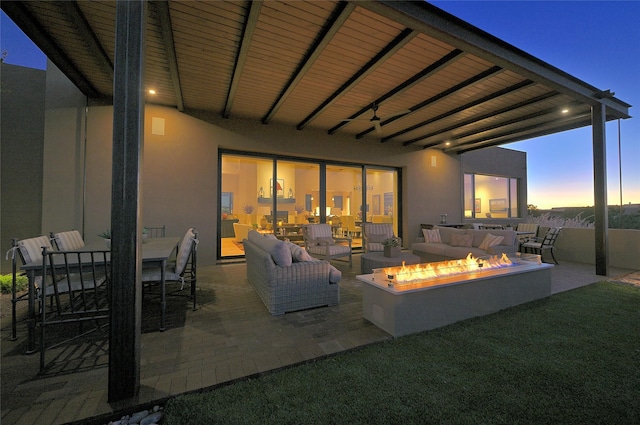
466,229,516,247
422,228,442,243
479,233,504,250
450,233,473,247
287,241,314,262
248,231,292,267
434,226,465,244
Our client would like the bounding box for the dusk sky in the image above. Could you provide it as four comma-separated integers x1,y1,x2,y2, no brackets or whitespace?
2,2,638,210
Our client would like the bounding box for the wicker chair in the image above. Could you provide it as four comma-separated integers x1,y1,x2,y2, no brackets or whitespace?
302,223,352,267
361,223,395,253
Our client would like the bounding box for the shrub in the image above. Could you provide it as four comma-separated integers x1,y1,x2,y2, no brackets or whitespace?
0,274,28,294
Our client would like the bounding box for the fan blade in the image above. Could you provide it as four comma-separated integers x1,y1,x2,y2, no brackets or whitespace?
373,121,382,134
381,109,411,119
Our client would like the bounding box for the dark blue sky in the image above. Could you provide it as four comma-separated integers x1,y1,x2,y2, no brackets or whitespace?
431,1,639,208
2,2,638,208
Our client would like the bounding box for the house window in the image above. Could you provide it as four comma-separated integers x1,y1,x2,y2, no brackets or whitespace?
464,174,519,219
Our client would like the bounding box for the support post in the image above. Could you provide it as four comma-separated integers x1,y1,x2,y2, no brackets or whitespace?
592,103,608,276
108,0,145,402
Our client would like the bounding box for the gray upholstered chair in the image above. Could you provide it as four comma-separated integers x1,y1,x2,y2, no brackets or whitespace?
361,223,395,253
302,223,352,267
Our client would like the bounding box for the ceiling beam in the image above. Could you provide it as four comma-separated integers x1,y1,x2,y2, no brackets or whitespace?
357,1,630,119
58,1,113,80
385,79,534,144
444,111,591,153
356,65,502,139
152,1,184,111
328,48,464,135
262,1,355,125
1,1,103,99
297,27,418,130
398,80,560,146
223,0,263,119
448,101,585,144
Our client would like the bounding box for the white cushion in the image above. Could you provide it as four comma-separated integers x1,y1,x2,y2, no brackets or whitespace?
422,228,442,243
18,236,53,264
288,242,313,262
479,233,505,250
53,230,85,250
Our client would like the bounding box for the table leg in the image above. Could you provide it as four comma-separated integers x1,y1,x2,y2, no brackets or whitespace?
26,269,37,354
160,260,166,331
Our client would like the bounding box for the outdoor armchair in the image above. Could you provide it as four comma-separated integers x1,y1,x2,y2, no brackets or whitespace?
361,223,395,253
302,223,352,267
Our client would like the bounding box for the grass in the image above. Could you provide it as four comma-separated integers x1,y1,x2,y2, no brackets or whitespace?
163,282,640,425
0,273,28,294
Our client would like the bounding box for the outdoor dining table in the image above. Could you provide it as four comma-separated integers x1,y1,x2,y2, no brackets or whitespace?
19,237,181,353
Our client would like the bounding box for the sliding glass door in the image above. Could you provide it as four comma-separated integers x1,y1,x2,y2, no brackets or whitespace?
219,150,400,259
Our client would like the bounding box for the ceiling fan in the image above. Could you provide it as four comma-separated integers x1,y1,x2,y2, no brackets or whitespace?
341,103,411,134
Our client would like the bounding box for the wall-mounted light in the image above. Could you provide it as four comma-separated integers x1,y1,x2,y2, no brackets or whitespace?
259,187,264,198
148,89,156,95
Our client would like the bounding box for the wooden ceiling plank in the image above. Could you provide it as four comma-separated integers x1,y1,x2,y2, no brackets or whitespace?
297,28,418,130
356,65,502,139
263,2,355,124
1,1,102,98
329,49,464,135
223,0,263,118
152,1,184,111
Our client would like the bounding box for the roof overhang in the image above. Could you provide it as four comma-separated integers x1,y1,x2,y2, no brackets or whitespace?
2,0,631,153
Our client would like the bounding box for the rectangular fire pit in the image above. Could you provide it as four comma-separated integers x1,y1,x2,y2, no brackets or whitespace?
356,254,553,337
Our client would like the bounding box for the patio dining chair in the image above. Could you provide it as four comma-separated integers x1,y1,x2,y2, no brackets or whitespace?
519,227,562,264
361,223,395,253
51,230,85,251
142,227,199,313
39,246,110,372
145,225,166,238
6,235,55,340
302,223,352,267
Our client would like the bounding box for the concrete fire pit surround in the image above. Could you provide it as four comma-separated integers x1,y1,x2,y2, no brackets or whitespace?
357,261,554,337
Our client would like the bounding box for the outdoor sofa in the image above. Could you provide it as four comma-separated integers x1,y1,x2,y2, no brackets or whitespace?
243,230,340,315
411,225,517,263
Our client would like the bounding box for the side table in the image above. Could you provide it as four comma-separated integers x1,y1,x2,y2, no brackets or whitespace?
361,251,421,274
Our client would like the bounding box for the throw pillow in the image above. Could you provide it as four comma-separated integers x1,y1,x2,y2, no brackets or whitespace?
449,233,473,247
479,233,504,250
422,228,442,243
287,242,314,262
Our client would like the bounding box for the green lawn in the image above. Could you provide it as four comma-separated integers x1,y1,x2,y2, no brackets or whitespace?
164,282,640,425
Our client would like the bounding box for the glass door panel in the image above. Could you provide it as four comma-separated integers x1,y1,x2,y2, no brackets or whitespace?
365,167,398,236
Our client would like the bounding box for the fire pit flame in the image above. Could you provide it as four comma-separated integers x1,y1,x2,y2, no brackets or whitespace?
378,253,522,285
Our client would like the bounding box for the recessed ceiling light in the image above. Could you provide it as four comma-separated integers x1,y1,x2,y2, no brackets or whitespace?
148,89,156,95
561,108,569,114
445,141,451,146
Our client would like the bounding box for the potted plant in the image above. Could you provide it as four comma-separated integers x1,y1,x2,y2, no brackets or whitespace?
382,236,402,258
242,204,255,224
98,229,111,249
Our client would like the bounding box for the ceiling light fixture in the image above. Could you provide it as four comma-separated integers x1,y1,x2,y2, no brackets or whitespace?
148,89,156,95
561,108,569,114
